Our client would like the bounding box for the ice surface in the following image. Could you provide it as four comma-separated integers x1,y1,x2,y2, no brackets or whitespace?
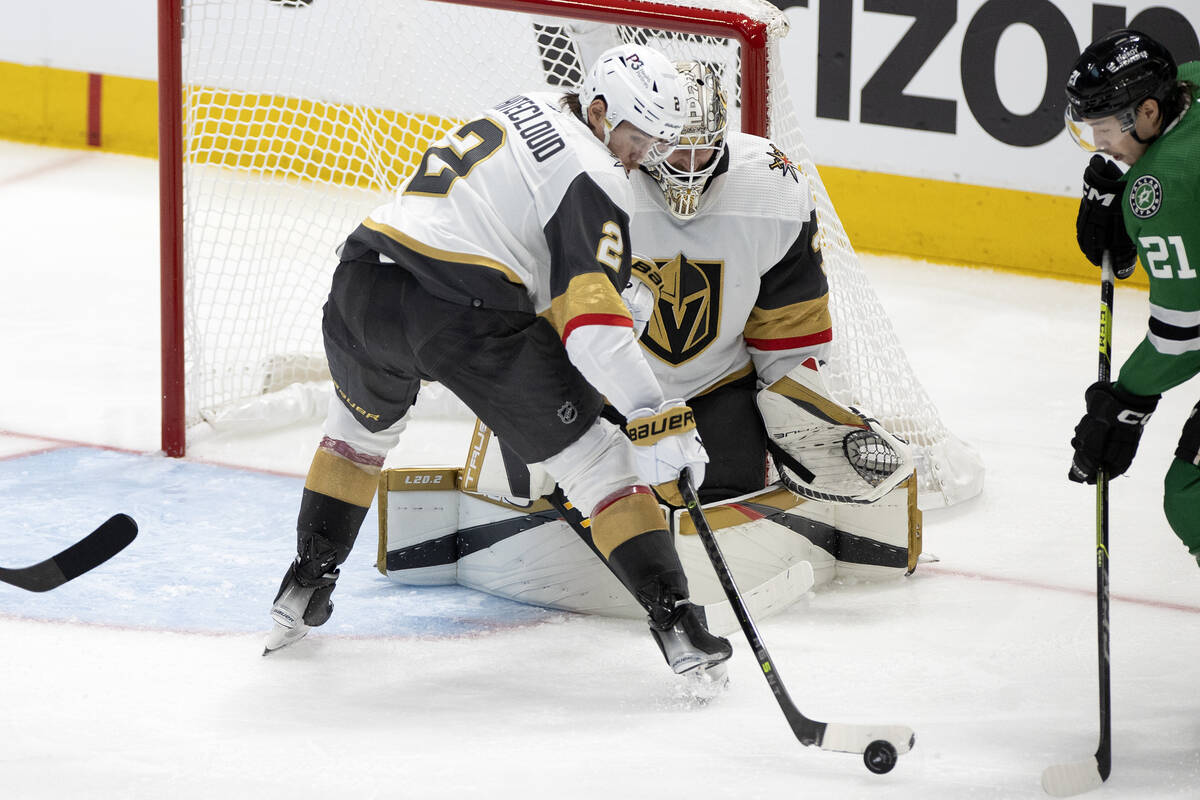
1,141,1197,799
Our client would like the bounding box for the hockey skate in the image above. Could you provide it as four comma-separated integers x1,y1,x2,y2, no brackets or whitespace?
649,600,732,682
263,559,338,655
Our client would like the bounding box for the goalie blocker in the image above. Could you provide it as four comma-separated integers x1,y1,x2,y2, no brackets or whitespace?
375,417,921,633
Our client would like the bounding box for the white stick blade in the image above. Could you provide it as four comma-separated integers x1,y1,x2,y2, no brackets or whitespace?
820,723,915,755
1041,758,1103,797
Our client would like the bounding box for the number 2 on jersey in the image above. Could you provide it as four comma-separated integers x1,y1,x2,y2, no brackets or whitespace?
596,221,623,274
405,118,505,197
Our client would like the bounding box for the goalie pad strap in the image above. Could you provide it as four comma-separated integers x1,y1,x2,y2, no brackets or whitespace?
764,437,816,484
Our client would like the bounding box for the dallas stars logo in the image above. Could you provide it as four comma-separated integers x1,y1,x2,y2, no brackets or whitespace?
1129,174,1162,219
766,144,800,182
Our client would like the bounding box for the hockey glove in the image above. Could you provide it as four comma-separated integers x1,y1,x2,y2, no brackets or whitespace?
1069,381,1160,484
1077,155,1137,279
625,399,708,505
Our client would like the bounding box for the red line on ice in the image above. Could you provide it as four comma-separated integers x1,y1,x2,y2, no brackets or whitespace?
924,564,1200,614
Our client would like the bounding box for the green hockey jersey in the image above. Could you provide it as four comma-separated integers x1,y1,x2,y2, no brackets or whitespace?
1116,61,1200,397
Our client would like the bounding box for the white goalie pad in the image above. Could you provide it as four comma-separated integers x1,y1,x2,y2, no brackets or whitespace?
377,467,922,634
758,361,914,504
460,418,556,503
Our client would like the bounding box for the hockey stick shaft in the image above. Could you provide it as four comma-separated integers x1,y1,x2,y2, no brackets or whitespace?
677,469,914,762
1041,256,1115,797
677,468,825,745
1095,256,1114,780
0,514,138,592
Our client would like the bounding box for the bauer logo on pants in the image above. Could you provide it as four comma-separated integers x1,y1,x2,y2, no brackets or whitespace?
1129,175,1162,219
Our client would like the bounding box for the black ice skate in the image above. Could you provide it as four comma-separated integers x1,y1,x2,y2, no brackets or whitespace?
649,600,733,678
263,558,339,655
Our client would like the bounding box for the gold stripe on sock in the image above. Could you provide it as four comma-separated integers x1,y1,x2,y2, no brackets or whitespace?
305,448,380,508
591,490,666,558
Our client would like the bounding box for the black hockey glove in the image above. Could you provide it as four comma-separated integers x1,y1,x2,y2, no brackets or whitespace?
1077,155,1138,279
1068,381,1160,484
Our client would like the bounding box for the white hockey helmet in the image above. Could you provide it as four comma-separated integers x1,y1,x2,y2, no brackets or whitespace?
579,44,686,166
648,61,729,219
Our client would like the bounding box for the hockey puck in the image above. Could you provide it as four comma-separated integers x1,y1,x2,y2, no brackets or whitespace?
863,740,898,774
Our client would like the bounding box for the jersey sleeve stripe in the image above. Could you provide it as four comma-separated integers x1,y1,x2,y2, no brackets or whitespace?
745,328,833,351
744,295,832,343
562,313,634,343
548,272,632,338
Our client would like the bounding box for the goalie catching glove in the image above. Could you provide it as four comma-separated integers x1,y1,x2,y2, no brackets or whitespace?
624,399,707,506
757,362,913,504
1069,381,1159,484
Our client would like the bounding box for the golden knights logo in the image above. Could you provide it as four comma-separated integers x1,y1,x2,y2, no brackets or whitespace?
766,144,800,183
633,254,723,365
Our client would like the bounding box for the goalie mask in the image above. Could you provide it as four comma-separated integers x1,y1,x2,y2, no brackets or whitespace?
579,44,686,167
647,61,729,219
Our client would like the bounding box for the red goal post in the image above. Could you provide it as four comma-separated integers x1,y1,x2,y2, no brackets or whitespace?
157,0,983,507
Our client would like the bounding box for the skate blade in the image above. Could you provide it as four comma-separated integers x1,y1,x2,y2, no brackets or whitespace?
262,621,311,656
676,661,730,705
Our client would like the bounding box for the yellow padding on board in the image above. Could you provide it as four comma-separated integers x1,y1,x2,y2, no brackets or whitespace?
0,61,88,148
591,492,665,558
820,164,1148,288
305,449,380,508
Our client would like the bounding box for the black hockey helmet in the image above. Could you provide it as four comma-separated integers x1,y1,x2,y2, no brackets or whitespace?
1065,29,1176,150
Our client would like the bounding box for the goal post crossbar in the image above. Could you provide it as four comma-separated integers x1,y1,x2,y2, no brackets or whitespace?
156,0,772,458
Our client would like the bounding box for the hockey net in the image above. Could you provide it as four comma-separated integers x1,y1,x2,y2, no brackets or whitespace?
160,0,983,506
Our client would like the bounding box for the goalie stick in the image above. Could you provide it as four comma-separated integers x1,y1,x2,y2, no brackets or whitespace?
1041,256,1115,797
0,514,138,592
677,470,914,773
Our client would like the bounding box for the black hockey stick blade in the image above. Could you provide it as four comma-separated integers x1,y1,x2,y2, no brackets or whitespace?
0,514,138,592
677,470,914,769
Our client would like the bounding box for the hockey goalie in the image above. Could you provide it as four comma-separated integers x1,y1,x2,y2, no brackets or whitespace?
376,61,921,634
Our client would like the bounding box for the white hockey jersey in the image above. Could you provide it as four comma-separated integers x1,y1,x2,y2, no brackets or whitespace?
341,92,668,417
628,131,831,401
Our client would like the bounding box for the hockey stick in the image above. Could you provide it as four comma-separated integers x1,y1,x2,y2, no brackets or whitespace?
1041,255,1115,797
677,469,914,774
0,514,138,592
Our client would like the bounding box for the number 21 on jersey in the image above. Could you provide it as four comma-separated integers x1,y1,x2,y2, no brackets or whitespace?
1139,235,1196,279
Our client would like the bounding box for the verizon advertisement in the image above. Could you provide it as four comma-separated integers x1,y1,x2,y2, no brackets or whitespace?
776,0,1199,195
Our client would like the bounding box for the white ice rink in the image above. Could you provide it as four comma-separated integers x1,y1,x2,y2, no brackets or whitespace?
1,141,1197,799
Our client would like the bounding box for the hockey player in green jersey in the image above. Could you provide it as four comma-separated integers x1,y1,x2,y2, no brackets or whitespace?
1065,28,1200,567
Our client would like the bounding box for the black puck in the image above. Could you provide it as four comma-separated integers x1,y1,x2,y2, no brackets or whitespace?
863,739,898,774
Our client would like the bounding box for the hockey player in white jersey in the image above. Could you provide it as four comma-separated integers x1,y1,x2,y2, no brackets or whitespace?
266,44,735,677
629,61,910,507
375,62,917,633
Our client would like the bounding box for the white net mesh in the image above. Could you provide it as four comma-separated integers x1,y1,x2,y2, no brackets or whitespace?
174,0,982,505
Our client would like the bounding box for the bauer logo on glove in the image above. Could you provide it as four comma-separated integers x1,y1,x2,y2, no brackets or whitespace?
626,407,696,443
